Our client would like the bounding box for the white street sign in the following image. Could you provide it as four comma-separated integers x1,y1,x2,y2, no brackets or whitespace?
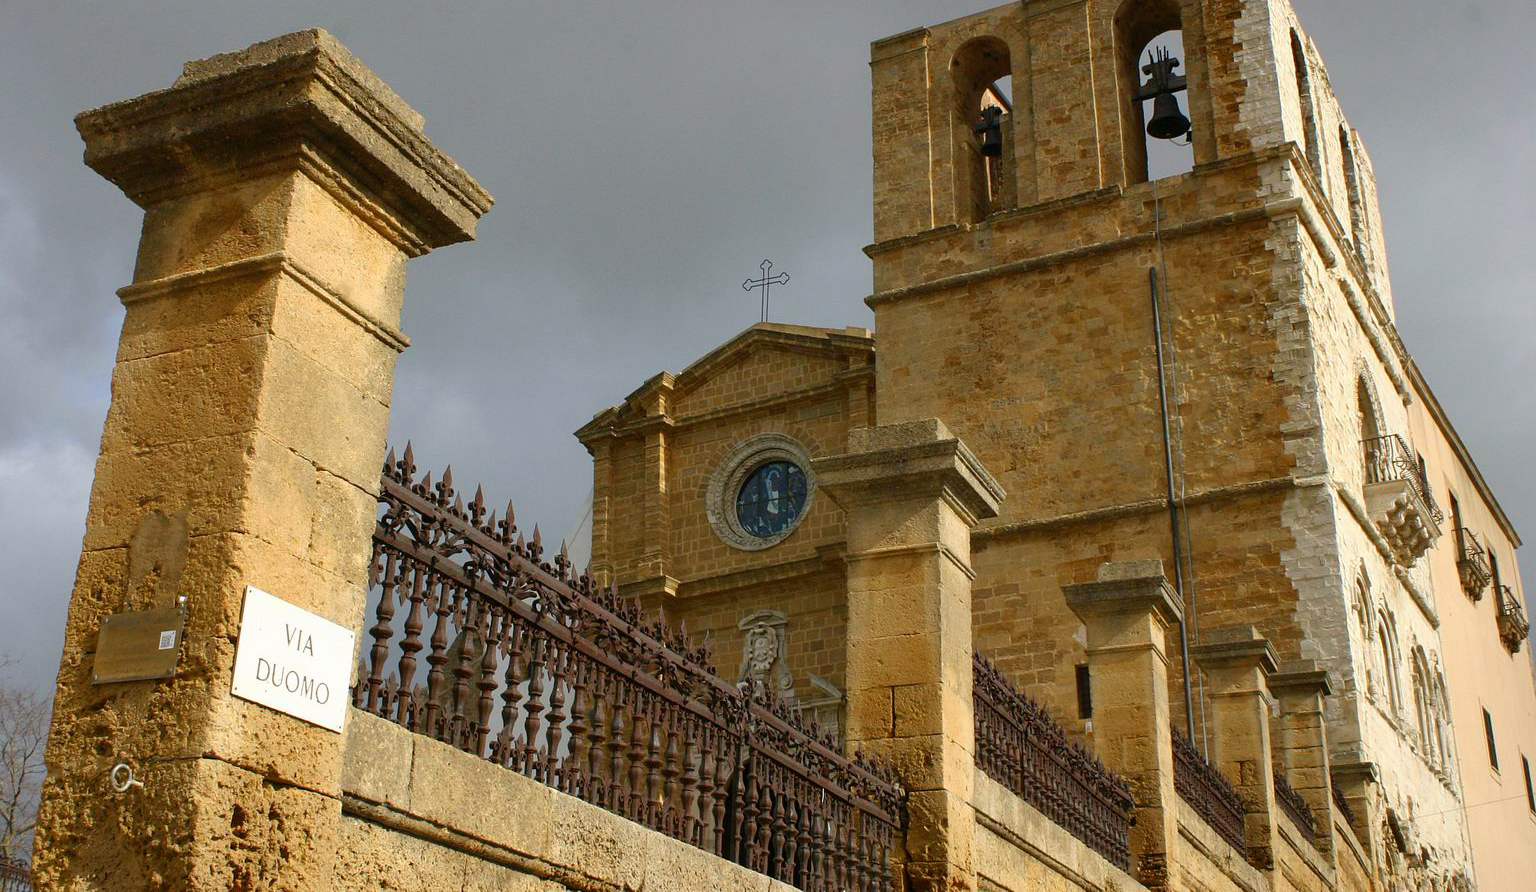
230,585,356,733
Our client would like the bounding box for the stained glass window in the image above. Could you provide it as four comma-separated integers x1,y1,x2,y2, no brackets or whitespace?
735,460,807,538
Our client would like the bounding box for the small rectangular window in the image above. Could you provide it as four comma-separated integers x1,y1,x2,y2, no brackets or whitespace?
1483,708,1499,771
1076,664,1093,719
1524,756,1535,814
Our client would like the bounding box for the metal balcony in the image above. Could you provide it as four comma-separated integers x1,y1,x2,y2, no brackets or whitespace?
1455,529,1492,602
1496,585,1529,654
1361,435,1442,565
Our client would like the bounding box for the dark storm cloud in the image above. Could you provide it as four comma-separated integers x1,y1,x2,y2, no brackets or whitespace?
1,1,1531,694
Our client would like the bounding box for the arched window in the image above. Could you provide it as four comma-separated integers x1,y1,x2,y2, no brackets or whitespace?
1358,375,1383,480
1115,0,1193,183
1434,672,1453,770
1353,572,1376,691
1353,572,1374,634
1290,30,1325,183
953,37,1014,223
1339,125,1368,255
1412,649,1434,760
1378,608,1402,715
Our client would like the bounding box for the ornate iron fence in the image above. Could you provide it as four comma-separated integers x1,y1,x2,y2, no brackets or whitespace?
351,445,903,892
972,655,1135,870
1272,771,1318,844
0,858,30,892
1362,434,1442,522
1171,733,1246,854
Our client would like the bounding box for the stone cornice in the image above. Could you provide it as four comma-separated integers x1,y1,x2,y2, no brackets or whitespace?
1062,561,1184,630
814,420,1005,526
1192,626,1280,676
1270,662,1335,699
75,29,492,256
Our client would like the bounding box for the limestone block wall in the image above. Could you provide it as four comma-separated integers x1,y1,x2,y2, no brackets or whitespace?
872,152,1325,732
972,770,1147,892
339,710,798,892
1170,799,1268,892
975,757,1347,892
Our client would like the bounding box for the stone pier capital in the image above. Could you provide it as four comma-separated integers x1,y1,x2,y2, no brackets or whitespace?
1063,560,1184,628
1269,660,1334,700
76,28,492,256
1192,625,1279,684
814,419,1004,527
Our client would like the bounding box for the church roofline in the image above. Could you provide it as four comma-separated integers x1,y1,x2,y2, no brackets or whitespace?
573,322,874,446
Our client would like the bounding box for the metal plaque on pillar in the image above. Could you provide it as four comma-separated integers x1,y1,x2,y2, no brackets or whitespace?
92,605,186,684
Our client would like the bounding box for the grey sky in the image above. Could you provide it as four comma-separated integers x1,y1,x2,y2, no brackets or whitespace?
1,1,1532,696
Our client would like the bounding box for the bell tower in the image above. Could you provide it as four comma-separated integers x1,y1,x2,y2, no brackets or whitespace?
863,0,1454,851
862,0,1480,882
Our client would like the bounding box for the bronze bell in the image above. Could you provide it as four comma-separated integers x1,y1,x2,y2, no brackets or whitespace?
975,106,1004,157
1146,91,1191,141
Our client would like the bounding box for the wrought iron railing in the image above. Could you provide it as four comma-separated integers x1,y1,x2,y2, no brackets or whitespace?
1496,585,1530,654
1272,771,1318,844
1331,780,1356,829
1455,529,1492,601
972,655,1135,870
1362,434,1443,522
0,858,30,892
351,445,903,892
1171,733,1247,854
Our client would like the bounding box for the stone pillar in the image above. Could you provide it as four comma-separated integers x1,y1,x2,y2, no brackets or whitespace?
1193,626,1281,870
1063,561,1184,890
1330,760,1380,855
814,420,1004,892
35,31,490,889
1270,662,1335,857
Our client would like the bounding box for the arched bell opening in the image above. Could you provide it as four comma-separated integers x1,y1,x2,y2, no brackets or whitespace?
1116,0,1195,184
952,37,1015,223
1291,30,1325,182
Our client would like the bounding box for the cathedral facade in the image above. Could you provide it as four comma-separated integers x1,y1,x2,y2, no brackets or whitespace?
579,2,1536,889
36,2,1536,890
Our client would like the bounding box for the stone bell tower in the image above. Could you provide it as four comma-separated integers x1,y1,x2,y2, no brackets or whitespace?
865,0,1472,880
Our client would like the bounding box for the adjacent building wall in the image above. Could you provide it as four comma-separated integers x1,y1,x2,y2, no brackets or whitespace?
1408,369,1536,890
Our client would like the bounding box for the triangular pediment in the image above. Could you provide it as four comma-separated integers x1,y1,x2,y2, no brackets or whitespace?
575,323,873,442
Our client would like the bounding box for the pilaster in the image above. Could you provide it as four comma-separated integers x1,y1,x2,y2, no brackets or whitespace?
1193,625,1282,871
1062,560,1183,889
814,419,1004,892
35,31,490,889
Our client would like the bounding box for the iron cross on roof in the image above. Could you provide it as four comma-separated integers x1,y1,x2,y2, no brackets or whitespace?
742,259,790,324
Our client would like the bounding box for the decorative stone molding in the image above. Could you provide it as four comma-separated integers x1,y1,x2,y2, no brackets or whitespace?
706,433,816,551
737,609,796,701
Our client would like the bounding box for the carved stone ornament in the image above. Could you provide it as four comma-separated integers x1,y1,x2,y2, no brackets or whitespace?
737,609,796,702
706,433,816,551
